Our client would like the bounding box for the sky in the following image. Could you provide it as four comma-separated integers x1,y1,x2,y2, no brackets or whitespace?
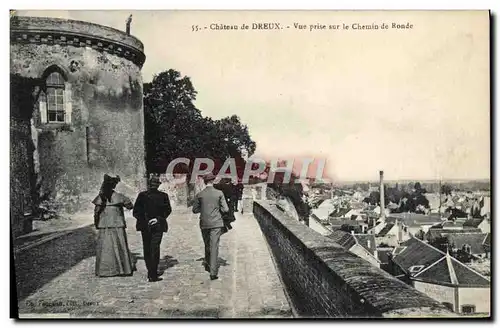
16,10,490,182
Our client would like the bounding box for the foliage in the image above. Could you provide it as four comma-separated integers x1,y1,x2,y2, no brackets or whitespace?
267,173,311,220
144,69,256,175
445,207,468,220
10,74,41,120
364,182,431,213
440,184,453,195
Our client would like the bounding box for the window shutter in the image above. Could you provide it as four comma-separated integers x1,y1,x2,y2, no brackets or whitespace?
39,91,47,124
64,83,72,124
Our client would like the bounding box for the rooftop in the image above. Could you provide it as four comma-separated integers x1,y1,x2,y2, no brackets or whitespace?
392,238,490,287
446,232,489,254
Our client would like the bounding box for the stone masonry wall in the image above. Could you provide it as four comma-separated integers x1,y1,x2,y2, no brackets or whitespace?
253,200,454,318
11,16,144,52
10,41,146,210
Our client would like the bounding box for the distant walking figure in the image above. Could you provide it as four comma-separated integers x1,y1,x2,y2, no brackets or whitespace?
92,174,135,277
214,178,236,233
192,173,229,280
133,175,172,282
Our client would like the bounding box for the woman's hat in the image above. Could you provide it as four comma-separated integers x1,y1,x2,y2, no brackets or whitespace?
103,174,120,185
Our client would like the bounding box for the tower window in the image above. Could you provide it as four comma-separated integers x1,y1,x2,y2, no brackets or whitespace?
46,72,66,123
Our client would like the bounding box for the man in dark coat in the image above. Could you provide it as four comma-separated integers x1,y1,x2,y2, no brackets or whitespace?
133,175,172,282
214,178,236,233
230,181,240,213
192,173,229,280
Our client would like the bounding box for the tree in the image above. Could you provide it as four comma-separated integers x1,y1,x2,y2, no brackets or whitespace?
144,69,256,176
386,186,403,204
441,184,453,195
144,69,203,173
215,115,256,157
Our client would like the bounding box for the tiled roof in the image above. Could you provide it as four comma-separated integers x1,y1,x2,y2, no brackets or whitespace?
327,230,378,256
362,210,379,218
336,207,352,217
350,202,365,209
387,213,442,225
392,238,443,274
483,233,491,247
377,223,395,237
326,230,357,249
394,238,490,287
425,228,482,242
354,234,377,255
415,257,453,284
431,221,464,229
447,233,488,254
311,202,335,221
463,217,486,228
451,257,490,286
329,218,365,228
377,248,393,264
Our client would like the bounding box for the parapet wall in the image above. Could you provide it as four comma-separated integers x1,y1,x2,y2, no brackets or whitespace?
10,16,145,68
253,200,455,318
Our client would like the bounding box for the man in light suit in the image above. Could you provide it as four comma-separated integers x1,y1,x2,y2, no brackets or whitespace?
192,172,229,280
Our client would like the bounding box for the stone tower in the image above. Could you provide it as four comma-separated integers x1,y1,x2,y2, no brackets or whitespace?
10,16,147,236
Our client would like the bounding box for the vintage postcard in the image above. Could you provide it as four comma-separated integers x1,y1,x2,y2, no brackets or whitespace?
10,10,491,319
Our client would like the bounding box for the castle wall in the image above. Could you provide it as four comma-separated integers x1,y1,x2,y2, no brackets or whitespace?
10,17,147,230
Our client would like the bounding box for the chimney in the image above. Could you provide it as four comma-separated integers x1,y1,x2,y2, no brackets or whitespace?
397,220,403,242
379,170,386,220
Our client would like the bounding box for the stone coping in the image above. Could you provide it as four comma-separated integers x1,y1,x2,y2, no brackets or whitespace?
254,200,455,318
10,16,146,68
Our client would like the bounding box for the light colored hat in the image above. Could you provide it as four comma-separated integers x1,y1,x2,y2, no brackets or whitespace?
149,174,161,186
203,172,217,183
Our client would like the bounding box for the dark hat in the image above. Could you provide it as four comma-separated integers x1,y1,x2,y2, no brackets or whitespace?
202,172,217,184
103,174,120,185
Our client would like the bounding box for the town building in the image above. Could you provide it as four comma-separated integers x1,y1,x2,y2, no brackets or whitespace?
425,228,482,243
375,220,411,247
389,237,490,315
463,217,490,234
327,230,380,268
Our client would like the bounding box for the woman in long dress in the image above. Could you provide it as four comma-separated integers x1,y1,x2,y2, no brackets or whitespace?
92,174,135,277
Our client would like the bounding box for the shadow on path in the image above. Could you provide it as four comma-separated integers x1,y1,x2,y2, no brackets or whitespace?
196,257,230,267
131,253,179,276
13,225,97,301
158,256,179,275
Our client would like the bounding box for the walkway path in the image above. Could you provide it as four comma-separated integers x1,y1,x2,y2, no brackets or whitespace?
17,207,291,318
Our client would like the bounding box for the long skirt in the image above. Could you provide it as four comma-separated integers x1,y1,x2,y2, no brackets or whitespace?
95,228,134,277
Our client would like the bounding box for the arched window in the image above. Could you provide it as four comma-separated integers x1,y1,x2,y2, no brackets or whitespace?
45,72,66,123
38,68,72,125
